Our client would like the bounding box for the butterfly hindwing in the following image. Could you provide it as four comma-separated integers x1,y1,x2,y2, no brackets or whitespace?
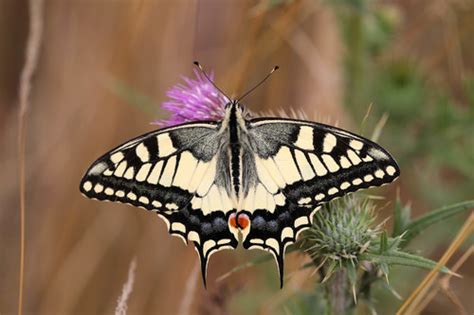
240,204,321,288
79,122,238,286
239,118,400,286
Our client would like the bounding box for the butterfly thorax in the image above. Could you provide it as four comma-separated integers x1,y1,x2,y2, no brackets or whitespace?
223,101,248,199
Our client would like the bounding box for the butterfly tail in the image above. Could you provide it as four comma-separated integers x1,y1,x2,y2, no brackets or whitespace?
195,246,210,289
276,251,285,289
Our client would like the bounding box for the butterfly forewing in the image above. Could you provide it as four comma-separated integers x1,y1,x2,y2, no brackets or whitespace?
79,122,238,286
247,118,400,201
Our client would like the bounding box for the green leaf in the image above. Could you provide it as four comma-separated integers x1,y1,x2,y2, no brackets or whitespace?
381,281,403,300
321,260,339,283
392,198,411,237
387,235,404,251
379,263,390,281
346,263,358,286
379,231,388,254
360,251,452,274
401,200,474,246
346,263,358,303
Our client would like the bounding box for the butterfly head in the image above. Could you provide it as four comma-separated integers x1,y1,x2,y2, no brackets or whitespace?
224,100,252,122
224,100,244,111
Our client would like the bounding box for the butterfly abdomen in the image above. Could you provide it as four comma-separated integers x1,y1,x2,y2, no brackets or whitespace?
229,104,242,197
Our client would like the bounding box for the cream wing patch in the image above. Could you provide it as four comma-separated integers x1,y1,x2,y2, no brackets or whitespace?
172,151,199,190
159,156,177,187
294,126,314,150
196,157,217,196
308,153,328,176
240,184,283,213
323,133,337,153
294,150,315,181
157,133,176,157
273,147,301,184
258,158,286,189
255,157,280,193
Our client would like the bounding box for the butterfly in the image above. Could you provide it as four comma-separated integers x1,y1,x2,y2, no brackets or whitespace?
80,67,400,288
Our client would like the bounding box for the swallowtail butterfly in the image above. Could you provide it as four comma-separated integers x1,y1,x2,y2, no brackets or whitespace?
80,70,400,288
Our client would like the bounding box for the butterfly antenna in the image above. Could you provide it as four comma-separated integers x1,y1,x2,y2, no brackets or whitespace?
193,61,231,102
237,65,279,103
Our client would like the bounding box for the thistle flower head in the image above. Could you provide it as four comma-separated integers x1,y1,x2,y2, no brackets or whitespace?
153,70,228,127
304,196,381,263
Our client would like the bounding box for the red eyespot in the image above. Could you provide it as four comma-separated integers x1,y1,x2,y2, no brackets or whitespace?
237,213,250,229
228,213,250,230
229,213,238,229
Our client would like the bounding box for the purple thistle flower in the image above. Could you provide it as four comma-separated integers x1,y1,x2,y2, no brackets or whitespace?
153,69,228,127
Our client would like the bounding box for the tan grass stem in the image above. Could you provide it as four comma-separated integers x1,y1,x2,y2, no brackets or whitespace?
413,245,473,314
115,257,137,315
17,0,44,314
177,260,200,315
396,212,473,314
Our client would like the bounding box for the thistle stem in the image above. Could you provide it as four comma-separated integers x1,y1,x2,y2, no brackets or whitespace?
328,268,352,315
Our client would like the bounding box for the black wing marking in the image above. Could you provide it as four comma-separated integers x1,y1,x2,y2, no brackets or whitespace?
240,204,320,288
241,118,400,287
79,122,237,287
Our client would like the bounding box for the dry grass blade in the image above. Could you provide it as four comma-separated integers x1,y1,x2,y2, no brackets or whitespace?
115,257,137,315
17,0,44,314
441,286,469,315
259,266,311,315
177,260,200,315
360,102,373,135
396,212,474,314
223,0,306,95
370,113,389,143
413,245,473,314
216,261,254,283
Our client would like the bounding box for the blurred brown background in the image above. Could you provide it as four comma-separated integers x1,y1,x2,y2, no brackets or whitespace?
1,1,473,314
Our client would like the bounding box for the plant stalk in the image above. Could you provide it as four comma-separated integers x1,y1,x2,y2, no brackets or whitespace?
328,268,352,315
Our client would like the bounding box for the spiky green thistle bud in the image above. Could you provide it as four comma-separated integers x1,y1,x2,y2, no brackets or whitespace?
302,196,382,270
